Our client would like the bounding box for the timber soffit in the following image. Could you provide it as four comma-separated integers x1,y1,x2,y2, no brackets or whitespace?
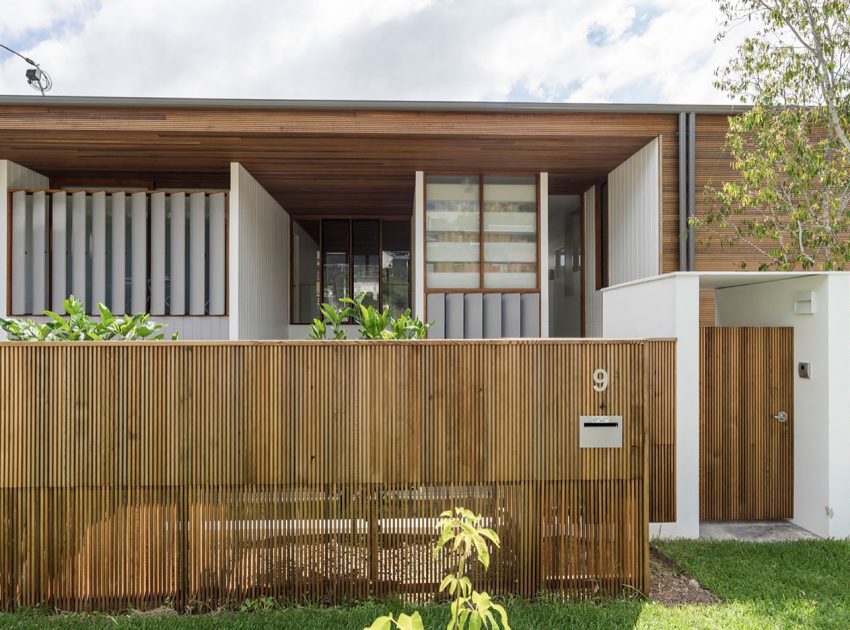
0,94,750,115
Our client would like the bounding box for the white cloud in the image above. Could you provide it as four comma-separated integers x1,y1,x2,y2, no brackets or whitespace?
0,0,754,103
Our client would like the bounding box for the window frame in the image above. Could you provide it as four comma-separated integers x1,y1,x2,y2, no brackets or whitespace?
288,215,412,325
423,173,541,294
595,180,609,291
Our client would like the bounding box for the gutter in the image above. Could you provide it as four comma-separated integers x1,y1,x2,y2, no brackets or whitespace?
0,94,750,115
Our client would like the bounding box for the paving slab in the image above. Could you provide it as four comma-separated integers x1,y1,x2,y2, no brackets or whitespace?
700,520,820,542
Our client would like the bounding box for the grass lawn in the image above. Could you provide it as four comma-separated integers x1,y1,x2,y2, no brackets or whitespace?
0,540,847,629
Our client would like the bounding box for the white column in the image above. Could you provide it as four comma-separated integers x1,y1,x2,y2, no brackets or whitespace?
538,173,549,338
208,192,226,315
130,192,147,313
170,192,186,315
11,191,27,314
150,192,166,314
413,171,425,321
189,192,206,315
111,192,126,314
71,191,87,305
31,191,47,313
51,192,67,311
91,192,106,313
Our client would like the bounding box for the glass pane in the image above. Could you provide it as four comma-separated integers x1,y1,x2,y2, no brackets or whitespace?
381,219,410,317
483,176,537,289
322,220,350,312
291,219,321,323
352,220,380,309
426,175,480,289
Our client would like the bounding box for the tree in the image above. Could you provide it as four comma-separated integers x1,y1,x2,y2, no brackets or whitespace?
696,0,850,270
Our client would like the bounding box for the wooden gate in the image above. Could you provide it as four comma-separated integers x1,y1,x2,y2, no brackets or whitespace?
700,327,794,520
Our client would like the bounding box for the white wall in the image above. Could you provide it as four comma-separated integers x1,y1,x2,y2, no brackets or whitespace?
229,163,290,340
716,275,850,538
0,160,49,324
603,274,701,539
608,138,660,286
583,186,603,337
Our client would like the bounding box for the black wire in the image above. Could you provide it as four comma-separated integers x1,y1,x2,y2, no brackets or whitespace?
0,42,37,66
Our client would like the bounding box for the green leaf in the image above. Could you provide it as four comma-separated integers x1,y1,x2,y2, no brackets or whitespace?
363,616,393,630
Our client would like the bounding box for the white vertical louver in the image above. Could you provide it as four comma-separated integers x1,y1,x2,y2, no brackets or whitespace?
111,192,126,314
51,192,67,311
150,192,166,314
189,192,206,315
71,191,87,304
131,192,147,313
170,192,186,315
208,192,226,315
31,191,48,313
91,192,107,313
11,191,27,314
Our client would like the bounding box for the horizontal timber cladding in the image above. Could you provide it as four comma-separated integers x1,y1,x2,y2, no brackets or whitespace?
0,104,681,227
700,327,794,520
0,338,675,610
693,114,773,271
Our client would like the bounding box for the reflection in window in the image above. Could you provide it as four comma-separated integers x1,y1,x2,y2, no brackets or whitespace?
381,220,411,317
322,220,350,312
290,217,411,323
425,175,480,289
352,220,380,310
292,219,321,323
483,176,537,289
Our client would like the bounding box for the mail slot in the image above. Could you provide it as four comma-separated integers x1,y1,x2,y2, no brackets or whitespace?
579,415,623,448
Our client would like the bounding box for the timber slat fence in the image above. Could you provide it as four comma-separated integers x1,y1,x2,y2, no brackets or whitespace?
0,339,673,611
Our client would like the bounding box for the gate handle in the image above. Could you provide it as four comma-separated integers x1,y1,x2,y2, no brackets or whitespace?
774,411,788,423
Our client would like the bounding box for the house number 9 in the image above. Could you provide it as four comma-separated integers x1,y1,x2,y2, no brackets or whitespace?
592,368,609,392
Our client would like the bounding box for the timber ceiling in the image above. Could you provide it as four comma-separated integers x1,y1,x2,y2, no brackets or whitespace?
0,105,678,215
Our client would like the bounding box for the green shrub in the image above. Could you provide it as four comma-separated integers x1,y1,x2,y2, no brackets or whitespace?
366,507,510,630
0,296,178,341
308,293,431,340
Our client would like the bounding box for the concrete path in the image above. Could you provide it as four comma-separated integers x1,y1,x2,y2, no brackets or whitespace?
700,520,820,542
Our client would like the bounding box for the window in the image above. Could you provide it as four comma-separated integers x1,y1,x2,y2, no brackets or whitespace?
425,175,538,291
290,217,411,323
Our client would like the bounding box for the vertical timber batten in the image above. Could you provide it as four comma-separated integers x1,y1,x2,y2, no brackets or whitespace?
0,338,672,609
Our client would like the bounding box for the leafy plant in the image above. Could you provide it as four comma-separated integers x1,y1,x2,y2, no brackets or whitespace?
308,293,431,340
694,0,850,270
0,296,178,341
364,612,425,630
240,596,278,613
364,507,509,630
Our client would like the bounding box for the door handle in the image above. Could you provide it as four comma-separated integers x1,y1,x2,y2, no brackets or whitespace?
773,411,788,423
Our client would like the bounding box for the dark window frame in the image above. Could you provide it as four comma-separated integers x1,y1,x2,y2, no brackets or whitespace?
289,215,412,325
595,180,609,291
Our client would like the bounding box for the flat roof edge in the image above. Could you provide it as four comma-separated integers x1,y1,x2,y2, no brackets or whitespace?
0,94,750,115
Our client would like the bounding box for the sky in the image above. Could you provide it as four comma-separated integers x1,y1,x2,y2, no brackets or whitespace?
0,0,752,104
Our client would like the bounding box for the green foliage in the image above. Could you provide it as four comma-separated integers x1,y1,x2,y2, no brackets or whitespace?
363,612,424,630
694,0,850,270
308,293,431,340
239,597,277,613
366,507,508,630
0,296,178,341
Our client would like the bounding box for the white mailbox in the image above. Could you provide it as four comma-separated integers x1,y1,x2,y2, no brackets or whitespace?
579,415,623,448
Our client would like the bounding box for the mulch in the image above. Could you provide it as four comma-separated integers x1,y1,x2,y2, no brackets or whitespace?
649,546,720,606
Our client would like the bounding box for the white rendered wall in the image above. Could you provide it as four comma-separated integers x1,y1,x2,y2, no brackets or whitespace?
229,163,290,340
715,275,850,538
583,186,603,337
608,138,660,286
0,160,49,325
603,274,700,539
